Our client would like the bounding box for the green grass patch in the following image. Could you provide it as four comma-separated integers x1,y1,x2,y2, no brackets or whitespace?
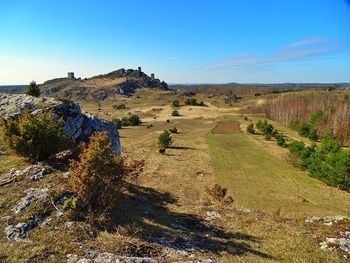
208,132,350,217
0,154,25,174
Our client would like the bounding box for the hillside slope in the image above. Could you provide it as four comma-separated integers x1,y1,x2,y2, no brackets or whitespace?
39,68,168,101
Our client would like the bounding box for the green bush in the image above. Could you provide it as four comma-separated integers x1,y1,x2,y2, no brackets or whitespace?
158,130,173,150
289,141,305,158
172,100,180,107
247,123,255,134
256,120,278,140
27,81,40,97
121,117,132,126
185,98,197,106
298,123,310,137
306,136,350,191
275,134,287,147
113,103,126,110
119,115,141,127
171,110,180,116
112,118,122,129
0,110,64,162
63,197,78,211
184,98,205,106
129,115,141,125
308,128,318,141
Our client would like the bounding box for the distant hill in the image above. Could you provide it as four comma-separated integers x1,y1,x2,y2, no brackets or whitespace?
40,68,168,101
0,85,26,94
170,82,350,96
171,82,350,91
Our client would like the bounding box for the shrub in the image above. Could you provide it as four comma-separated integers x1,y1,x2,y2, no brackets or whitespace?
0,110,64,162
172,100,180,107
308,128,318,141
119,115,141,127
113,103,126,110
275,134,287,147
256,119,264,130
121,117,132,126
206,184,233,203
70,132,125,219
129,115,141,126
169,127,177,133
306,136,350,191
247,123,255,134
63,197,78,211
289,141,305,158
185,98,197,106
158,130,173,150
171,110,180,116
166,119,170,123
112,118,122,129
147,124,153,128
27,81,40,97
298,123,310,137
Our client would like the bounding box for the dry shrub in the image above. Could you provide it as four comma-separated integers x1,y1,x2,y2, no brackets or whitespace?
206,184,234,204
69,132,125,223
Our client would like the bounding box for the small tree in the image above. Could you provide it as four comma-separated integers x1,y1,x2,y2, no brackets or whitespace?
299,123,310,137
112,118,122,129
172,100,180,107
70,132,125,219
113,103,126,110
158,130,173,150
129,115,141,126
308,128,318,141
247,123,255,134
27,81,40,97
171,110,180,116
0,110,64,162
275,134,287,147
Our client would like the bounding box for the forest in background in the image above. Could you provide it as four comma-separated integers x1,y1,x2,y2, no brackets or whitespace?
263,91,350,145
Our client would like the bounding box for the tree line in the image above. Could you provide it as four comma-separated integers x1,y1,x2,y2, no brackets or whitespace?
262,92,350,146
247,119,350,192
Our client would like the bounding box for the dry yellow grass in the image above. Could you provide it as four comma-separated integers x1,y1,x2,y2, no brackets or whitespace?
1,90,349,262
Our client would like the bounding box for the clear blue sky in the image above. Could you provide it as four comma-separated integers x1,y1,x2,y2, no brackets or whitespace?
1,0,350,84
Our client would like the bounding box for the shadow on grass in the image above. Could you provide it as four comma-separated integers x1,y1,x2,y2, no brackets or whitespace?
110,183,276,260
168,146,195,150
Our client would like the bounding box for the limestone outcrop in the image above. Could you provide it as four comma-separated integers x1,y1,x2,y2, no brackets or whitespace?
0,93,121,153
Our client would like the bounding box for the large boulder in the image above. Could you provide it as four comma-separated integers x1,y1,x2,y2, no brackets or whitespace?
0,93,121,153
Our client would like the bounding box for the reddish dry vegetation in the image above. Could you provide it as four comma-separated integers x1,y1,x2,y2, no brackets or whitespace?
184,85,271,96
262,92,350,145
212,121,241,134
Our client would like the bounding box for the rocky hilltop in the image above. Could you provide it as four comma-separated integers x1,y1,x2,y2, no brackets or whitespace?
40,68,168,101
0,93,121,153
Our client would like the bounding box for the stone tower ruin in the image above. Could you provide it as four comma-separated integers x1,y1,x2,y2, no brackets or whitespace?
67,72,75,80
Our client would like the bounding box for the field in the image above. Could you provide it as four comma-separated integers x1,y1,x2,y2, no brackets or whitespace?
1,89,349,262
80,89,350,261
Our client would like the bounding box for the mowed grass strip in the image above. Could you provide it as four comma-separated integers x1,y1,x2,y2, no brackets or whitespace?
208,131,350,217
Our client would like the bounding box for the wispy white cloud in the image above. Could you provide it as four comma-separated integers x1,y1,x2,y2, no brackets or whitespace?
207,36,347,69
286,36,327,48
